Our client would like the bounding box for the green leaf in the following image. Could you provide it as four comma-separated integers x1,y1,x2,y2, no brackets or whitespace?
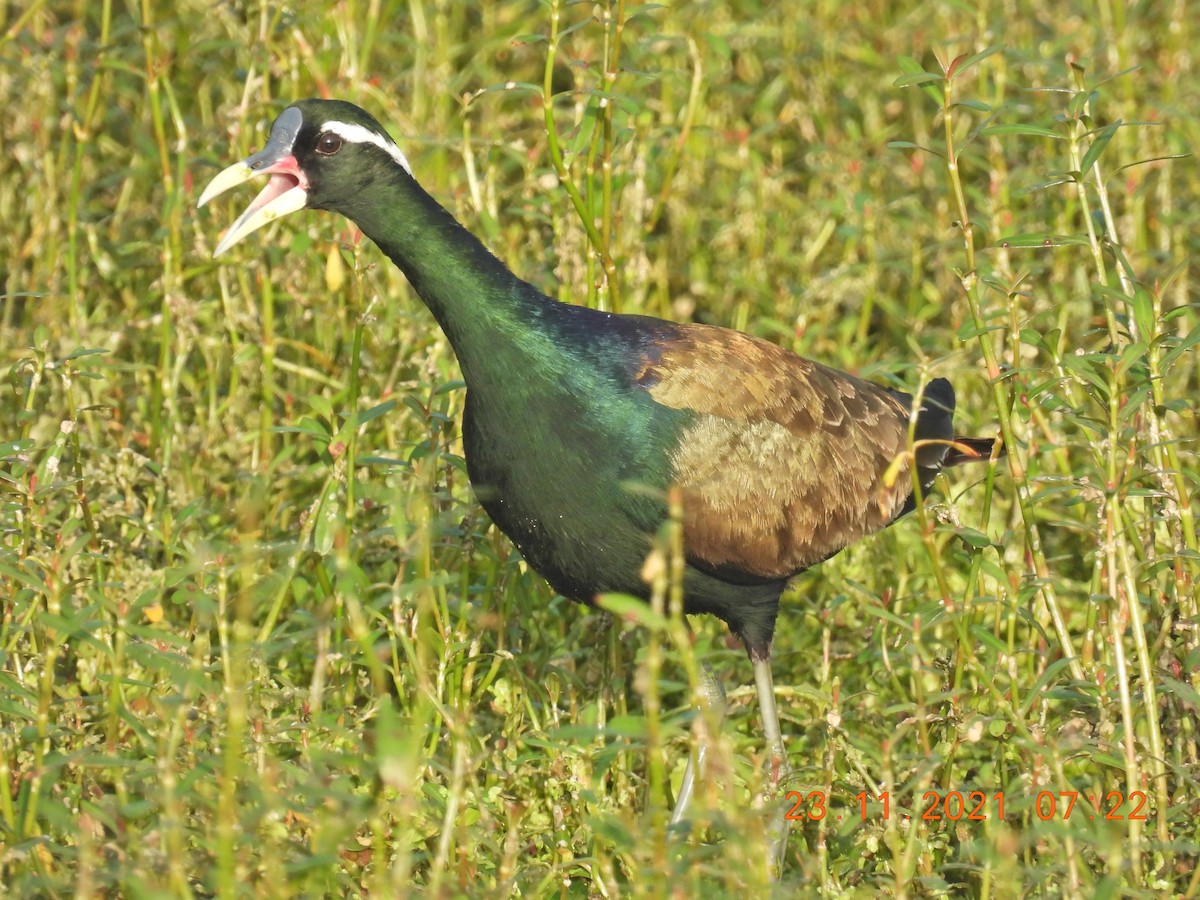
401,395,428,419
955,527,995,549
1161,675,1200,713
595,592,667,631
1118,383,1153,421
956,319,1006,341
895,56,945,106
948,47,1003,81
556,16,595,42
62,347,111,362
980,124,1063,139
312,477,342,555
971,625,1010,656
603,715,649,738
0,561,46,592
1091,64,1143,89
886,140,945,159
308,394,334,421
1014,177,1075,197
861,601,918,630
0,438,34,457
993,232,1091,248
1161,323,1200,371
1118,151,1192,172
358,455,409,467
1115,341,1148,378
702,31,731,60
573,89,640,116
1059,351,1112,395
961,107,1003,154
272,417,330,441
1018,328,1050,352
1019,657,1075,717
0,700,37,722
1067,89,1097,119
471,81,542,102
1129,287,1155,340
356,399,398,426
894,72,945,88
1079,121,1120,174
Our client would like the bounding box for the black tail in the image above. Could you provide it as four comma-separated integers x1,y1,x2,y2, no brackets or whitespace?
944,435,1004,467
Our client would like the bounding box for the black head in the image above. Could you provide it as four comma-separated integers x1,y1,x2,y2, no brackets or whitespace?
197,99,413,256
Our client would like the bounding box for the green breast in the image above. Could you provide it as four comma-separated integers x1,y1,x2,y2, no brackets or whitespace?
460,352,683,604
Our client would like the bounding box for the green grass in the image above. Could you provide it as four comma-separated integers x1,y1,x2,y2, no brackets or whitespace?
2,0,1198,896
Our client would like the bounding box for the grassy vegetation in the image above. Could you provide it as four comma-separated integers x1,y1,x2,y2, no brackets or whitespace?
2,0,1198,895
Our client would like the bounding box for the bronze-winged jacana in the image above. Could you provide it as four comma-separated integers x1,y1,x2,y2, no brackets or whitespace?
198,99,999,874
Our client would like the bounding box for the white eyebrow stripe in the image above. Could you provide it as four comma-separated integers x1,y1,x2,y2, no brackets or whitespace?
323,120,413,175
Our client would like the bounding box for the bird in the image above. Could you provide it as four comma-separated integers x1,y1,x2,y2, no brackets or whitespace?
198,98,1000,874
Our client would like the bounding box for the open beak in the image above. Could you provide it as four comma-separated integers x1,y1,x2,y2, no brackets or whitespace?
197,107,309,258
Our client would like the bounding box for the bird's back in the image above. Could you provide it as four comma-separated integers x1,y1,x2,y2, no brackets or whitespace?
457,306,957,652
632,322,937,579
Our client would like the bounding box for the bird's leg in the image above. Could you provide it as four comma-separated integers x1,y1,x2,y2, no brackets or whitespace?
669,660,727,826
753,655,790,879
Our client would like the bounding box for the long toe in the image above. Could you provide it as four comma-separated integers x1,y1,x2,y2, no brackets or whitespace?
752,654,791,880
669,660,728,826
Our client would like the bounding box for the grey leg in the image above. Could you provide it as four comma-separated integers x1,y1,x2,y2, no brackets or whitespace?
669,660,727,825
753,655,790,879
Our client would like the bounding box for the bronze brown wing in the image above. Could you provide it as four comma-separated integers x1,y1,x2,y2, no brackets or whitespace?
634,323,923,581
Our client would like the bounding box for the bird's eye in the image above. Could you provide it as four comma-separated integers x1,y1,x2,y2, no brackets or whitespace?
316,133,343,155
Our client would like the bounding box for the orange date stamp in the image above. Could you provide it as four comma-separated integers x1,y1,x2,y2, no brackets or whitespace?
784,790,1150,822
